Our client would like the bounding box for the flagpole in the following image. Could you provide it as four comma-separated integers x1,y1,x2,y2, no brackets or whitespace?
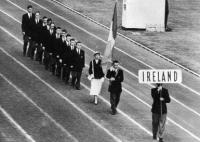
102,0,118,73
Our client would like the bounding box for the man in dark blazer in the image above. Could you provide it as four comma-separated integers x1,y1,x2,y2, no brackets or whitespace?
32,11,43,62
59,29,67,80
21,5,35,56
52,27,62,75
71,41,85,90
67,38,76,85
44,22,56,70
106,60,124,115
62,34,71,84
151,83,171,142
39,16,48,65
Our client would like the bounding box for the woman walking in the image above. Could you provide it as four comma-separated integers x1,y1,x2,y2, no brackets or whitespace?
88,52,105,105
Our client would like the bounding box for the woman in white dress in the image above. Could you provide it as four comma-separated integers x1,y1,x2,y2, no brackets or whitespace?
88,52,105,105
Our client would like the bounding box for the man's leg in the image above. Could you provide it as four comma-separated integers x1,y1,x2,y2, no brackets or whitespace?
115,93,121,108
71,71,76,87
75,70,82,89
64,66,70,84
110,93,117,114
152,113,160,140
158,114,167,142
23,35,28,56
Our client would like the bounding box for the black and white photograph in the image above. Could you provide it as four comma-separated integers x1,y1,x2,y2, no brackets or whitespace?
0,0,200,142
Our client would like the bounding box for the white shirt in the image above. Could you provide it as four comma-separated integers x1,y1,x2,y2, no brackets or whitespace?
28,13,32,19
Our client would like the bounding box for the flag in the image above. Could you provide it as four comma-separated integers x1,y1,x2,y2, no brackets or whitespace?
102,1,118,72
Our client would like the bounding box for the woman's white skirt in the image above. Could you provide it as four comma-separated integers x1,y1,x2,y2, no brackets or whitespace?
90,78,104,96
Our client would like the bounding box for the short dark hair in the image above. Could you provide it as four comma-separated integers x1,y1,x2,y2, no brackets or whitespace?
43,16,47,19
112,60,119,64
27,5,32,9
76,41,81,44
56,27,61,30
66,34,71,37
47,18,52,22
62,29,67,33
156,83,163,87
35,11,40,15
70,38,75,42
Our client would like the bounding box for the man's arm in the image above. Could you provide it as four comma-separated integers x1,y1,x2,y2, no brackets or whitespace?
164,89,171,103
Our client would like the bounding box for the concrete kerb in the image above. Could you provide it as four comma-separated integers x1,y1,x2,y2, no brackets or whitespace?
51,0,200,78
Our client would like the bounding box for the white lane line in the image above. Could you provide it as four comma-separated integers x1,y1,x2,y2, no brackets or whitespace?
1,8,200,138
6,0,200,105
51,0,200,78
27,0,200,94
0,49,122,142
0,32,122,142
2,7,200,121
28,0,152,68
32,0,200,97
0,73,79,142
1,25,200,142
0,105,36,142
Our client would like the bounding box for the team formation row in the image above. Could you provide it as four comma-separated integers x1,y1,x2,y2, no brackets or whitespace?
21,5,170,142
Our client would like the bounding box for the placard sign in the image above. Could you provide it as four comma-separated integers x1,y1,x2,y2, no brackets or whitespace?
138,69,182,84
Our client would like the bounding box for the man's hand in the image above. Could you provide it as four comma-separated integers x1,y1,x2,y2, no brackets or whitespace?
110,77,115,81
59,59,62,63
160,97,164,101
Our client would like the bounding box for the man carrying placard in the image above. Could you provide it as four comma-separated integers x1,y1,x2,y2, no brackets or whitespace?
151,83,171,142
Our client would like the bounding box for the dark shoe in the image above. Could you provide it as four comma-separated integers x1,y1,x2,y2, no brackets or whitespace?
110,111,116,115
153,135,157,140
76,87,80,90
110,109,116,115
159,138,164,142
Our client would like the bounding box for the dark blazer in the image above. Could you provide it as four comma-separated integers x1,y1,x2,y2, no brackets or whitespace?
21,13,35,37
40,25,48,47
151,87,171,114
53,35,62,57
89,59,104,79
74,49,85,71
46,29,56,53
68,46,76,70
62,43,70,66
32,19,43,43
106,68,124,93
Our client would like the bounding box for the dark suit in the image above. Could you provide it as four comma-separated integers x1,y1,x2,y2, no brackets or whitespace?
44,29,55,70
62,42,71,83
21,13,35,56
32,19,43,61
52,34,62,75
151,87,171,140
71,49,85,89
106,68,124,114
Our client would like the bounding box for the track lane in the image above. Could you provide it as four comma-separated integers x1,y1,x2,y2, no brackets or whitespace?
0,11,199,142
0,75,78,142
6,0,200,117
0,0,200,141
30,0,200,94
0,108,31,142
